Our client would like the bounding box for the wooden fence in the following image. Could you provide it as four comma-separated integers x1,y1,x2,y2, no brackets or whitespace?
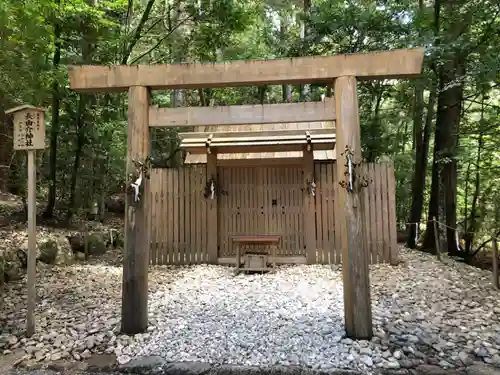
313,162,397,264
148,162,397,265
149,165,208,265
217,167,305,258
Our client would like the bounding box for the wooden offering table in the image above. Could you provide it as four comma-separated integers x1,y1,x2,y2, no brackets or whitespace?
231,235,281,274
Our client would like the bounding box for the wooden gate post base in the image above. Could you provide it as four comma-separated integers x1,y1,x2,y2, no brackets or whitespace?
121,86,150,335
334,76,373,340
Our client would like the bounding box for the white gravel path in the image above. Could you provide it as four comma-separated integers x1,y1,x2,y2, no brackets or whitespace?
1,247,500,373
123,265,347,368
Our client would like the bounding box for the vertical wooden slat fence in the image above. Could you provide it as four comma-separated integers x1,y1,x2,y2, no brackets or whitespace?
149,165,207,265
358,163,398,264
149,161,397,265
217,166,305,258
314,162,341,264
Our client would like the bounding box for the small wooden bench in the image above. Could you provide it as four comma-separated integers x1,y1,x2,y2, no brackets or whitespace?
231,235,281,274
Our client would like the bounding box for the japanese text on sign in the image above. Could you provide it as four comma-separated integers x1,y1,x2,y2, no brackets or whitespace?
12,108,45,150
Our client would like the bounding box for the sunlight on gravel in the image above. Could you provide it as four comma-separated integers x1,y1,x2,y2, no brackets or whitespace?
1,247,500,373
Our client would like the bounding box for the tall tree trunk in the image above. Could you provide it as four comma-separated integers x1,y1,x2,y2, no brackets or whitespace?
407,81,436,248
423,0,468,254
43,0,62,218
67,95,86,221
67,0,97,221
299,0,311,101
441,65,464,255
171,0,185,108
463,160,471,235
423,57,465,252
438,0,467,255
463,98,485,254
422,0,441,251
0,99,11,192
412,82,424,151
365,85,383,163
282,85,292,102
279,11,291,102
422,151,440,251
408,0,436,249
258,86,267,104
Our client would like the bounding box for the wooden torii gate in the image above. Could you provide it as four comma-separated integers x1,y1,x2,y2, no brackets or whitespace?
68,47,424,339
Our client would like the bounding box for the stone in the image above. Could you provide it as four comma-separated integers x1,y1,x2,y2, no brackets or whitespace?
86,233,109,256
34,351,45,362
491,355,500,366
400,360,415,369
387,361,401,369
117,355,131,365
50,352,62,361
85,354,117,371
163,361,213,375
105,194,125,214
416,364,450,375
86,335,96,349
38,239,60,265
2,255,24,282
66,232,108,258
477,347,490,357
439,360,453,368
408,335,420,343
47,360,77,372
81,349,92,359
460,352,475,366
360,347,372,355
360,356,374,367
118,355,166,372
467,364,500,375
75,252,86,261
20,359,42,370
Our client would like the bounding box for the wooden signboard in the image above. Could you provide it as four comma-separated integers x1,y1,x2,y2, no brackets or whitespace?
8,105,46,151
5,104,46,337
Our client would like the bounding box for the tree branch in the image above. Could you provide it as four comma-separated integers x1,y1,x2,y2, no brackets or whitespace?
470,230,500,258
121,0,157,64
129,14,194,64
142,17,163,37
467,7,500,55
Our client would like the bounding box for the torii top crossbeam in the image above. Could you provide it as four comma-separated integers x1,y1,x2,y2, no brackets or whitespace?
68,48,424,92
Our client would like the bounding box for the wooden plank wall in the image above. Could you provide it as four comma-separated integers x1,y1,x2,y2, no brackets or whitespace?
148,162,397,265
360,162,398,265
217,167,305,257
314,162,397,264
314,163,340,264
149,165,208,265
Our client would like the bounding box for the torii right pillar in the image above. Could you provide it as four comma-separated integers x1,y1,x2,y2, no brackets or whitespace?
334,76,373,340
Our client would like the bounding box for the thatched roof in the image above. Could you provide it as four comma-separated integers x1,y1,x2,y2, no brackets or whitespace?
184,121,336,164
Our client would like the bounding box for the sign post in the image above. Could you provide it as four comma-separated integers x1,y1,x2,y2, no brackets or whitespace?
5,105,46,337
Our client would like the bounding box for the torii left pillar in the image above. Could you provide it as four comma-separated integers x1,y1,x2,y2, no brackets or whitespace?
122,86,150,334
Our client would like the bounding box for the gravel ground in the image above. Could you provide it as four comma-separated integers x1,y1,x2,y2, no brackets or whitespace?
1,247,500,374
